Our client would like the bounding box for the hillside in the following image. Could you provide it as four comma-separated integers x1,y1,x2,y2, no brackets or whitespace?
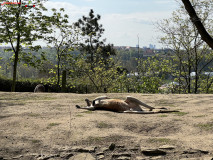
0,92,213,159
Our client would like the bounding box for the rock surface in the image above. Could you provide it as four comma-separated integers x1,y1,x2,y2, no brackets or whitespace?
69,153,95,160
1,144,212,160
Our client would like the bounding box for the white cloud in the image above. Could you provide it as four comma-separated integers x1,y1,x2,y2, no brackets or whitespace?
101,11,173,47
41,1,173,48
43,1,90,22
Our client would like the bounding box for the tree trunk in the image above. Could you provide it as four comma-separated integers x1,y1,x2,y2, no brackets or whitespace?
11,51,19,92
181,0,213,50
194,53,198,94
11,9,21,92
57,54,60,92
62,70,67,92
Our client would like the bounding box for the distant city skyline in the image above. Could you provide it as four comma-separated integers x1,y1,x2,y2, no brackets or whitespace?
43,0,179,48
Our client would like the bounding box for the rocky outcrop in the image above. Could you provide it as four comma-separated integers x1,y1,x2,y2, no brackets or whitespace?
1,143,212,160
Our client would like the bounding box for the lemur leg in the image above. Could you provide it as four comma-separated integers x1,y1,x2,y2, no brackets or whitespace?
75,98,95,110
85,98,92,106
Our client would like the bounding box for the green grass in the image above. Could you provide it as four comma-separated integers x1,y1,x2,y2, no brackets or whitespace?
173,112,188,116
173,118,183,121
195,122,213,131
82,111,93,114
47,123,60,129
28,113,40,117
75,114,84,117
192,115,206,118
158,115,168,117
86,136,104,144
31,139,40,144
96,122,112,129
147,138,172,144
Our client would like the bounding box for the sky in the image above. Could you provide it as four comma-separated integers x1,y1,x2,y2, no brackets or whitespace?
0,0,179,48
42,0,178,48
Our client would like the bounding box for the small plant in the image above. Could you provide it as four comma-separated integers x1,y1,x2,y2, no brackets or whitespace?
31,139,40,144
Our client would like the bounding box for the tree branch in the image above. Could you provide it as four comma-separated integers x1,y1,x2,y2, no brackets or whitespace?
181,0,213,49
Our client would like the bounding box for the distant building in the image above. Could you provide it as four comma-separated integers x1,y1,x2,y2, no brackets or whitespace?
143,48,155,57
190,72,213,77
149,44,156,49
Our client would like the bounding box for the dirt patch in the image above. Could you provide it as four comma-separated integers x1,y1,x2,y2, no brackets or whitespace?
0,92,213,159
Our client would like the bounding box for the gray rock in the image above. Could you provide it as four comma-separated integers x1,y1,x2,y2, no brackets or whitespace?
116,156,131,160
34,84,45,92
37,154,59,160
97,154,105,159
109,143,116,151
182,149,209,154
202,157,213,160
112,153,132,158
130,147,139,151
71,146,96,152
12,155,23,159
141,148,167,156
116,145,125,148
96,152,104,156
60,152,74,159
136,156,146,160
100,147,109,152
159,145,176,150
68,153,95,160
180,158,200,160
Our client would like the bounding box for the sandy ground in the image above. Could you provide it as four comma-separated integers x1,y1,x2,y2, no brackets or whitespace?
0,92,213,159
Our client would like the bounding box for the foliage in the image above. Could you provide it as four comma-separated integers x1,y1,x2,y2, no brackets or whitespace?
0,0,51,91
74,9,115,69
72,54,126,93
0,6,213,94
134,55,170,93
157,0,213,93
45,8,78,91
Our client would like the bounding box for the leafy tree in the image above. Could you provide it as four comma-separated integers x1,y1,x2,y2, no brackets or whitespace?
73,54,124,93
74,9,115,69
0,0,51,91
136,55,169,93
158,0,213,93
45,8,78,91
